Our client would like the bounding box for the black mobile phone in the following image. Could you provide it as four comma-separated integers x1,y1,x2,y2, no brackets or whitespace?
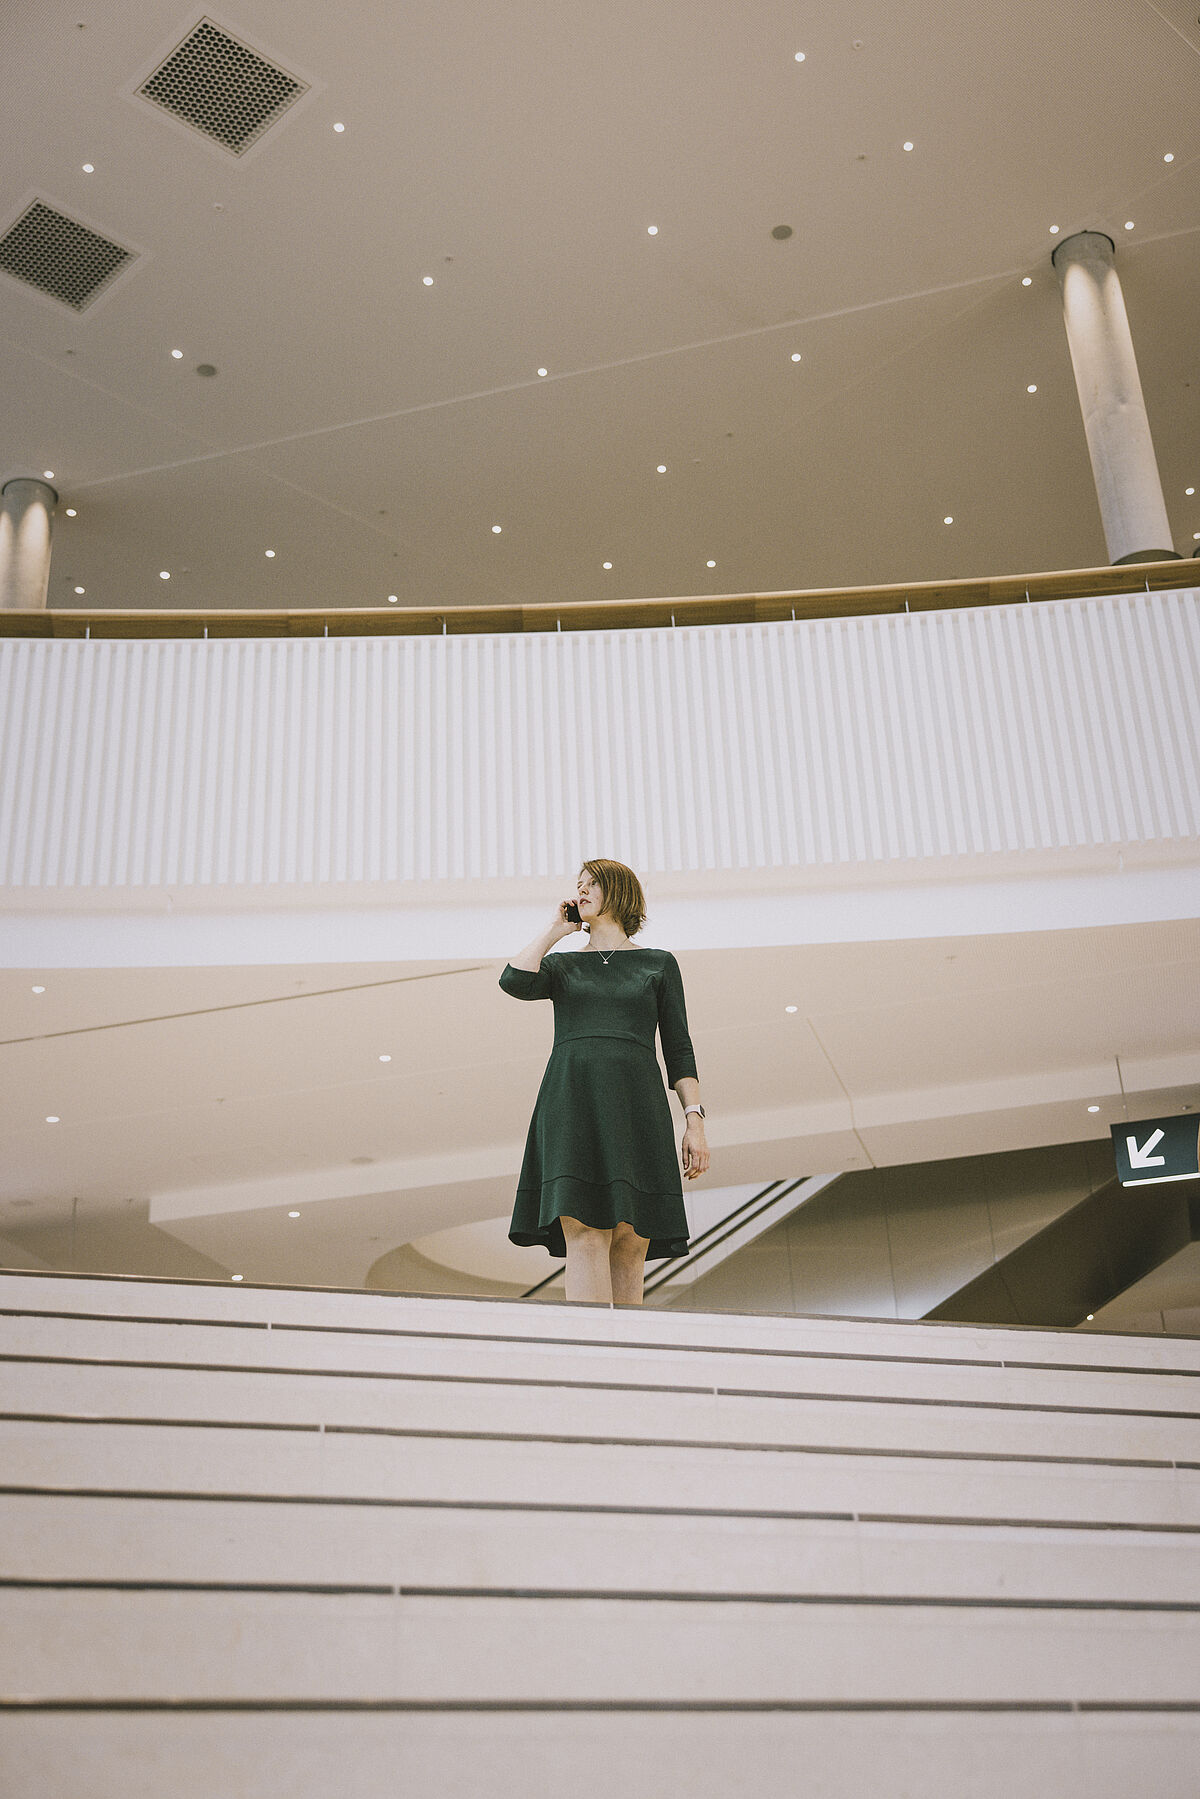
564,900,582,923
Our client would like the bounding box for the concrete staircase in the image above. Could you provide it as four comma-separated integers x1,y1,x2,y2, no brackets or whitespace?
1,1267,1199,1797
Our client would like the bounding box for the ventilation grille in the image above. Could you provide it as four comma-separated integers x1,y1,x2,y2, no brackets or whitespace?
138,17,307,154
0,200,136,311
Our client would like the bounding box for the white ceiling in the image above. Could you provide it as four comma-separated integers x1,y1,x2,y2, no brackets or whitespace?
2,0,1199,614
3,918,1199,1287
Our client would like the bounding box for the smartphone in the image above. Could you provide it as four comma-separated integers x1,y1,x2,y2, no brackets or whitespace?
564,900,582,923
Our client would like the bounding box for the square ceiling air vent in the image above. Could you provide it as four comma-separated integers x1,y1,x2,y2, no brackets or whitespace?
0,199,137,311
137,16,308,155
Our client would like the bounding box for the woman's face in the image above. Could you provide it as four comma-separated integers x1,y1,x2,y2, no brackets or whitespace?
576,869,605,924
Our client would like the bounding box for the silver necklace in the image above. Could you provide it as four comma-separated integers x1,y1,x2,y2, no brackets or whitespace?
594,942,627,965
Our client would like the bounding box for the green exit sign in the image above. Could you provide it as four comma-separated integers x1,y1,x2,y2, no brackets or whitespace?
1111,1114,1200,1187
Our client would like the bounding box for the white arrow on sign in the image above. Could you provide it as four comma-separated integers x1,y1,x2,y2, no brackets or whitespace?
1127,1129,1167,1168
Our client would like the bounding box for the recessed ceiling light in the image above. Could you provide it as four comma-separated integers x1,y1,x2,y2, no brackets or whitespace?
422,275,434,285
45,1115,60,1124
31,985,45,993
790,352,802,362
43,470,55,479
1087,1105,1100,1112
159,570,170,579
1027,383,1038,393
943,515,954,524
387,594,398,603
65,508,76,517
646,225,658,235
1186,487,1195,496
82,163,94,173
794,51,806,61
1164,152,1175,162
491,524,502,533
656,464,667,474
1124,220,1135,230
288,1209,301,1217
231,1274,243,1281
1021,276,1032,286
1085,1313,1094,1321
706,560,716,568
785,1004,797,1013
74,585,85,594
602,561,612,570
265,549,275,558
171,349,183,359
333,122,345,133
1049,224,1059,234
537,367,548,377
1194,532,1200,541
902,141,914,152
378,1054,392,1062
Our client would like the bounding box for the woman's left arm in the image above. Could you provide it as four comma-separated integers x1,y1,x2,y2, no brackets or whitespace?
675,1077,709,1179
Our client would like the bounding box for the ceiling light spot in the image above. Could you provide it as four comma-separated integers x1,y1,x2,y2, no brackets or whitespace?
790,352,802,362
771,224,793,240
646,225,658,235
45,1114,60,1123
43,470,55,479
82,163,94,173
785,1004,797,1013
387,594,398,603
231,1274,243,1281
656,464,667,473
943,515,954,525
1185,487,1195,496
1085,1313,1094,1321
1049,224,1059,234
537,367,548,377
378,1054,392,1062
1027,383,1038,393
159,570,170,579
602,561,612,570
902,141,914,152
74,585,85,594
65,508,76,517
333,122,345,133
1194,532,1200,541
794,51,806,61
1124,220,1135,230
1163,152,1175,162
265,549,275,558
171,348,183,358
491,524,502,533
32,985,45,993
288,1209,301,1217
1087,1105,1100,1113
422,275,433,285
1021,276,1032,286
706,560,716,568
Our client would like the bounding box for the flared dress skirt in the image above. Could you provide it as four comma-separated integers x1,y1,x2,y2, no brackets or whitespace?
508,1033,691,1260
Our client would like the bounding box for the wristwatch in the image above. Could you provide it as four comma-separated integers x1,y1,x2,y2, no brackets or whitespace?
684,1104,705,1120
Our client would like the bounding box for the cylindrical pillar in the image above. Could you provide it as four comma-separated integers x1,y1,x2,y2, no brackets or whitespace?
0,477,59,610
1051,232,1178,565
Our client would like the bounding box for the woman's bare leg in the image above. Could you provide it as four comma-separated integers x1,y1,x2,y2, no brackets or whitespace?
610,1222,650,1307
560,1214,613,1303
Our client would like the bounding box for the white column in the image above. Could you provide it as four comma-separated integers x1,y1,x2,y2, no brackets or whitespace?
0,476,58,610
1051,231,1178,566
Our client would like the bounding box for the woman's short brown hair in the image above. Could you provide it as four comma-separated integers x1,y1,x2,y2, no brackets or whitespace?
578,858,647,939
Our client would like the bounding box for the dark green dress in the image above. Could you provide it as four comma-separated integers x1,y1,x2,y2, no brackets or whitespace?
499,947,699,1261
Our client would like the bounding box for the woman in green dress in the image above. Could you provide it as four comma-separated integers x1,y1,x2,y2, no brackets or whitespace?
499,859,709,1307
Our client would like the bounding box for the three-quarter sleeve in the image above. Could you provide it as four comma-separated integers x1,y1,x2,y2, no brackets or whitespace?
656,951,698,1086
499,959,556,1002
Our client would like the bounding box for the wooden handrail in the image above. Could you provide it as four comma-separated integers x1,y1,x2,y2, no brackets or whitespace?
0,557,1192,639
